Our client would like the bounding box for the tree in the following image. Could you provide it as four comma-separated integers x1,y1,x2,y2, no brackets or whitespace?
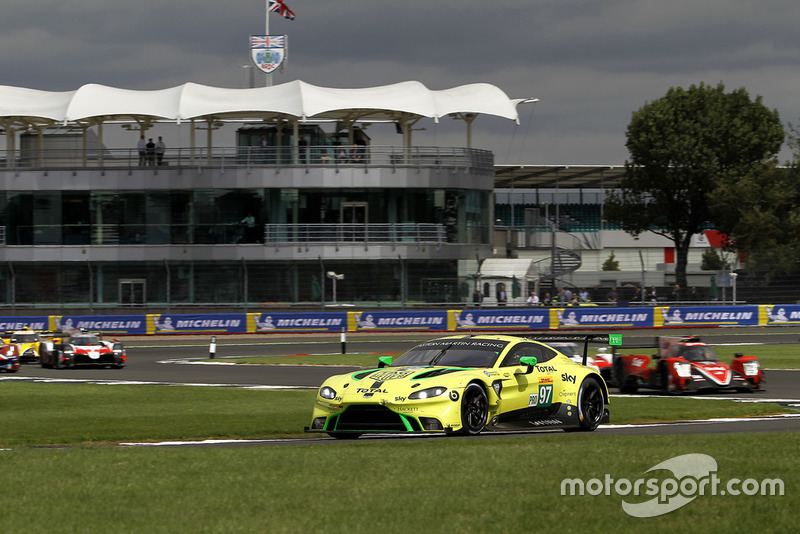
601,250,620,271
605,82,784,288
709,163,800,273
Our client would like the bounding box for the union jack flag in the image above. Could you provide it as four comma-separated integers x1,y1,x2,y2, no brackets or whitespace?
250,35,286,49
268,0,295,20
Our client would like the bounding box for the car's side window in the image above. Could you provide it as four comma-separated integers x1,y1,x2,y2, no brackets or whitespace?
500,343,557,367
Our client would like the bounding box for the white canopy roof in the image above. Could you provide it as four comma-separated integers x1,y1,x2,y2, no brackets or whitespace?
0,80,530,126
479,258,538,281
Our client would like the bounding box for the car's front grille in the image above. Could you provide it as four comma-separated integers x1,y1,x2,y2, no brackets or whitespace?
332,405,422,432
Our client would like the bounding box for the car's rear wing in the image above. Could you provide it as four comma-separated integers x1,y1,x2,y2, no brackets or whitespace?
607,335,701,358
523,333,623,366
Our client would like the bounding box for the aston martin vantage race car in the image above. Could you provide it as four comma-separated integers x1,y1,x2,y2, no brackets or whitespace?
614,336,763,394
39,331,126,369
306,333,618,439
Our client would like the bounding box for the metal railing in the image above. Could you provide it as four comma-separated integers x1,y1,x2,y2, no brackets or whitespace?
1,223,448,246
264,223,448,245
0,145,495,175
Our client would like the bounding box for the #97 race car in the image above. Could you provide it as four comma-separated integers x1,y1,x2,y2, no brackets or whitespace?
306,333,620,439
614,336,763,394
39,331,126,369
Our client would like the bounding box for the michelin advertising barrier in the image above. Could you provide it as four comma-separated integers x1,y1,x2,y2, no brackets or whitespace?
0,305,779,336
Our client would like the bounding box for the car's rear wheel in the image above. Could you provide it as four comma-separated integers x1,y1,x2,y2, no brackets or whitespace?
614,358,637,393
576,377,605,431
658,363,671,394
459,383,488,435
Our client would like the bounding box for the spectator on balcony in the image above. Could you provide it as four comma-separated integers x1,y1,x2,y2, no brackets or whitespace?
669,284,682,302
526,291,539,306
472,286,484,306
299,137,308,163
578,287,591,302
649,285,658,303
137,135,147,166
605,286,618,304
334,140,348,162
496,283,507,306
145,138,156,166
260,134,270,164
155,136,166,166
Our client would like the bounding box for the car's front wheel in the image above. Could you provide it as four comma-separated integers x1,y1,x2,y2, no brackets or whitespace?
576,377,605,431
458,383,488,435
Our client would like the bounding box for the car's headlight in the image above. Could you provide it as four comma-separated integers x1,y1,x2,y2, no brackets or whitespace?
319,386,337,400
742,361,760,376
408,386,447,400
673,362,692,378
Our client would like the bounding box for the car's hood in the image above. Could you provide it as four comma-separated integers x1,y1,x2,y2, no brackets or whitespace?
323,365,489,402
690,361,732,385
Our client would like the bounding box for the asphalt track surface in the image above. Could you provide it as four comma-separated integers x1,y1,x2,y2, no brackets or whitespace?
5,327,800,445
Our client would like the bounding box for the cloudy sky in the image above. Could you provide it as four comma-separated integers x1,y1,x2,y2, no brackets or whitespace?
2,0,799,163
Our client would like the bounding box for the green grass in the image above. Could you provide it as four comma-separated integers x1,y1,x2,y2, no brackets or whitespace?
0,382,796,532
3,433,798,533
0,382,789,448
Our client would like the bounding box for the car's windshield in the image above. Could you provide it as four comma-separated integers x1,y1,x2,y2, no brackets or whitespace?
391,339,509,369
71,336,101,346
11,333,39,343
678,345,718,362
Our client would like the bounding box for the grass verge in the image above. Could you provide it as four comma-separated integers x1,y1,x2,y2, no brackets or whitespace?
0,382,789,448
3,432,797,533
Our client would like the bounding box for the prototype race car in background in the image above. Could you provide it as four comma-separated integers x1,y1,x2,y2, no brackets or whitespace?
40,331,126,369
0,341,20,373
614,336,763,394
307,333,619,439
2,328,53,364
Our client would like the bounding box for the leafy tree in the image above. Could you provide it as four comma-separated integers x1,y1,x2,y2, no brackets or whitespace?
711,162,800,273
601,250,620,271
700,247,729,271
605,82,784,287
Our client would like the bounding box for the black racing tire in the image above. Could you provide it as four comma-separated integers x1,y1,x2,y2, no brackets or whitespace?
614,358,637,394
576,377,605,431
459,383,488,435
658,363,671,395
327,432,362,440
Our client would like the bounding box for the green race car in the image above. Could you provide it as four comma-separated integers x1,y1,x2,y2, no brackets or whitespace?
307,333,617,439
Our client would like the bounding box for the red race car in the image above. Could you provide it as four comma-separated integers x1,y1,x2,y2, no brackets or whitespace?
40,332,126,369
614,336,763,394
0,342,20,373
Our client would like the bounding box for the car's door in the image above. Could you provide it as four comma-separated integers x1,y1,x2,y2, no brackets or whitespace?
496,342,560,420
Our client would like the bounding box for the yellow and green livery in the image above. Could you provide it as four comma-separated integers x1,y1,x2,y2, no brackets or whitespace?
307,333,617,439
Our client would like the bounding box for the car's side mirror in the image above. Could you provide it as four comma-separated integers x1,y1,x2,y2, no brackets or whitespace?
378,355,392,368
517,356,539,374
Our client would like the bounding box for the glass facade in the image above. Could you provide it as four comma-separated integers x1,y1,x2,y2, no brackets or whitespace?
0,186,489,308
0,259,463,307
0,188,490,246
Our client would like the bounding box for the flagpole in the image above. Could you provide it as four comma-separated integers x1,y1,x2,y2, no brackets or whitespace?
265,0,272,87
